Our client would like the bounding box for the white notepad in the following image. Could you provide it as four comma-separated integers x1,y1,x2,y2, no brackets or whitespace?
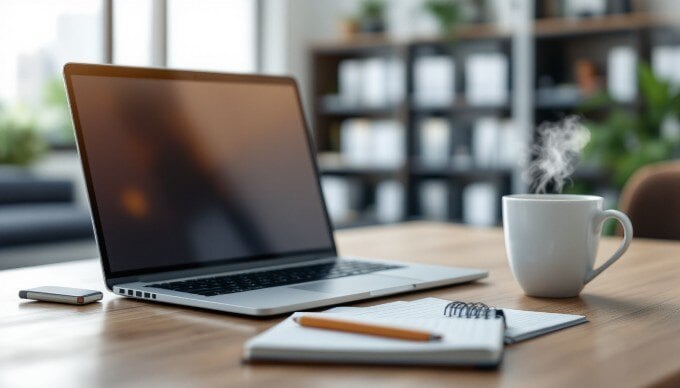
243,298,586,366
244,301,505,367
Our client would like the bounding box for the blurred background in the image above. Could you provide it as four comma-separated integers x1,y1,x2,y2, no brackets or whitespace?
1,0,679,268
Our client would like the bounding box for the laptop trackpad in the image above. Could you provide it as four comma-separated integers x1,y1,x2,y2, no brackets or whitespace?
291,274,418,294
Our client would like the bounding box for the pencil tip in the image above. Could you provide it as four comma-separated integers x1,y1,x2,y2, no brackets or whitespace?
432,334,443,341
292,316,300,323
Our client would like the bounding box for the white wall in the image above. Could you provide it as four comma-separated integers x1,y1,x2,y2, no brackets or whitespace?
261,0,361,116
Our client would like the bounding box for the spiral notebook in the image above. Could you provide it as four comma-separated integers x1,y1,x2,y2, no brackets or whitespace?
243,298,586,366
244,300,506,367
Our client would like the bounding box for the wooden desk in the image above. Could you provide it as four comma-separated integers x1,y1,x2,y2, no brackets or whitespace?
1,222,679,387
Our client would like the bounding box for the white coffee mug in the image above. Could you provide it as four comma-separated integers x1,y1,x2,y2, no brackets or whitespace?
502,194,633,298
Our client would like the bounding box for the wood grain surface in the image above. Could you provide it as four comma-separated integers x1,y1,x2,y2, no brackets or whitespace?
1,222,679,388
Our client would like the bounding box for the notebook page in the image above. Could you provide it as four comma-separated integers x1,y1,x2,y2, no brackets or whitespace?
348,297,452,319
370,297,586,343
502,309,587,343
329,301,409,317
322,300,503,350
247,312,502,353
364,316,501,350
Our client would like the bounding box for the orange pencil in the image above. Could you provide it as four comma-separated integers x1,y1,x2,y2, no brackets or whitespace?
293,315,443,342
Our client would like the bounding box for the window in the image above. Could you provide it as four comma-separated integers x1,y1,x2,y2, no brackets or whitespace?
113,0,154,66
0,0,259,147
167,0,257,72
0,0,104,145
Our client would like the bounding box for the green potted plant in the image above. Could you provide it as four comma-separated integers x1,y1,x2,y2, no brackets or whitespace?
0,105,47,166
581,63,680,189
424,0,461,35
358,0,386,34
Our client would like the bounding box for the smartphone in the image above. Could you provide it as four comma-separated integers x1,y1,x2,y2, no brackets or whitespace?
19,286,103,305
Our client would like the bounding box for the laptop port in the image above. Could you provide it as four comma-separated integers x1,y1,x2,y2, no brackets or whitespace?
135,291,142,297
144,292,150,298
127,289,133,296
119,289,125,295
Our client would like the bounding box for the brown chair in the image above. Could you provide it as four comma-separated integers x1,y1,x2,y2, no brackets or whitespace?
619,161,680,240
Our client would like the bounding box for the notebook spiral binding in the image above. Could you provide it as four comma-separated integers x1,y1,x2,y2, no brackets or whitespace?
443,301,507,326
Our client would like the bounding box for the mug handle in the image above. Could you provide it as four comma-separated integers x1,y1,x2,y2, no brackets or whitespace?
584,209,633,284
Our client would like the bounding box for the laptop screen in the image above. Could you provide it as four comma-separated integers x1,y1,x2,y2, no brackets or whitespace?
68,69,334,276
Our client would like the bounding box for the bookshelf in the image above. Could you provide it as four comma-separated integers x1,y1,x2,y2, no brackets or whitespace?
310,10,680,228
311,22,513,228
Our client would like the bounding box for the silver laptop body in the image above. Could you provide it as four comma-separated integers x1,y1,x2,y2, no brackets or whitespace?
64,63,487,316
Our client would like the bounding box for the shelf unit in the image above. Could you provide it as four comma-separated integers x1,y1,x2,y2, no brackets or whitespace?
310,10,680,228
311,23,514,228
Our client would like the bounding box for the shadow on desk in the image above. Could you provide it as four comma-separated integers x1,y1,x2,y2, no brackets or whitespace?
18,300,103,313
580,293,680,323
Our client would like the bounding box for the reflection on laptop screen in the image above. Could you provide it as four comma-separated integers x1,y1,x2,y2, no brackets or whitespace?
70,75,333,273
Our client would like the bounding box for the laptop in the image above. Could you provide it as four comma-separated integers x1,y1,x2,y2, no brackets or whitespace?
63,63,487,316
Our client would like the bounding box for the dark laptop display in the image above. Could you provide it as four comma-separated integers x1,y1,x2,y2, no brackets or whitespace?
66,66,334,275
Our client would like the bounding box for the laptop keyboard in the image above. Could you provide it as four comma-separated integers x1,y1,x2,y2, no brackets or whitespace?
147,260,403,297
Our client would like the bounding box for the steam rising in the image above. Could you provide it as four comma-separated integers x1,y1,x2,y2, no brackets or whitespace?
524,116,591,194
